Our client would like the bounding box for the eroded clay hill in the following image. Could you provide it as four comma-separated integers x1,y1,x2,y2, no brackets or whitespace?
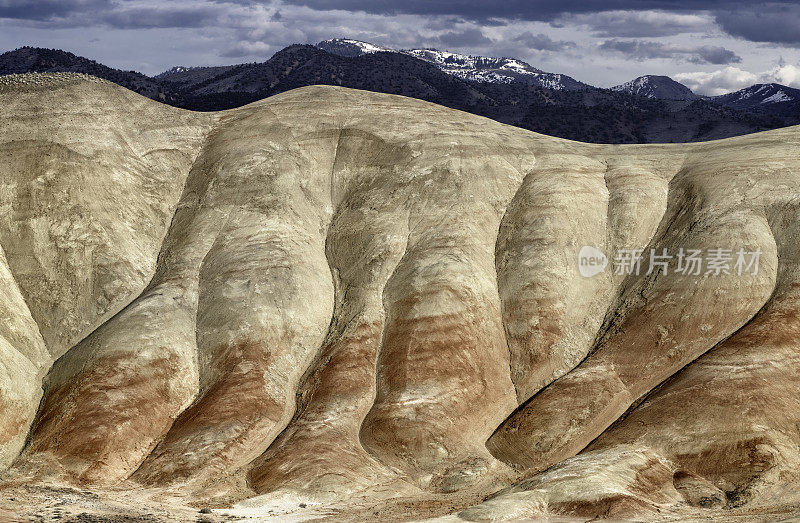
0,73,799,521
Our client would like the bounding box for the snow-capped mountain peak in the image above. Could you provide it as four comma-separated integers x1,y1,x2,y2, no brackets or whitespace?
611,75,700,100
155,66,198,78
402,48,589,90
316,38,588,91
711,83,800,112
740,84,793,104
315,38,394,57
402,48,541,74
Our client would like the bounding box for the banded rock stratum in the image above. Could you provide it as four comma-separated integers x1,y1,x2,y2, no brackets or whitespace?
0,73,799,521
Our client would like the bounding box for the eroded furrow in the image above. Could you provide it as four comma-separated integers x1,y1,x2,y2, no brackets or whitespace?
131,116,339,489
487,168,778,473
586,200,800,508
246,134,416,502
17,125,227,484
359,144,528,492
495,155,611,403
0,243,49,470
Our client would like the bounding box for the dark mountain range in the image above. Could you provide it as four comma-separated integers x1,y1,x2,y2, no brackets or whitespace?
0,46,176,102
157,45,489,111
0,45,797,144
471,81,786,143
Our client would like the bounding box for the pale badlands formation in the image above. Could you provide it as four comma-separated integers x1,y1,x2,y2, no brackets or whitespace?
0,72,799,522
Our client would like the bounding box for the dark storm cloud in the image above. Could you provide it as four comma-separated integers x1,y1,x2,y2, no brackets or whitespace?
600,39,741,64
436,27,492,47
100,7,220,29
715,4,800,46
0,0,111,21
277,0,800,45
566,10,709,38
513,32,576,52
276,0,790,22
600,39,671,60
0,0,221,29
688,45,741,65
2,0,798,48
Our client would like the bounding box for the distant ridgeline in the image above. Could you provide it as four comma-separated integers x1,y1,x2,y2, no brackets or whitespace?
0,42,798,144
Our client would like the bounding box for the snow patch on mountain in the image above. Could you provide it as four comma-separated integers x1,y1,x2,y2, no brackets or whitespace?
763,90,791,104
328,39,393,54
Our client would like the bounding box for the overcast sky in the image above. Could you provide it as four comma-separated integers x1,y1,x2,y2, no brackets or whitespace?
1,0,799,95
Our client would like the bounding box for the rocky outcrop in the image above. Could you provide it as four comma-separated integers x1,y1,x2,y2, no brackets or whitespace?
0,74,799,521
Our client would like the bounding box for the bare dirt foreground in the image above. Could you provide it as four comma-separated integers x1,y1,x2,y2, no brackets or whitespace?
1,73,799,522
